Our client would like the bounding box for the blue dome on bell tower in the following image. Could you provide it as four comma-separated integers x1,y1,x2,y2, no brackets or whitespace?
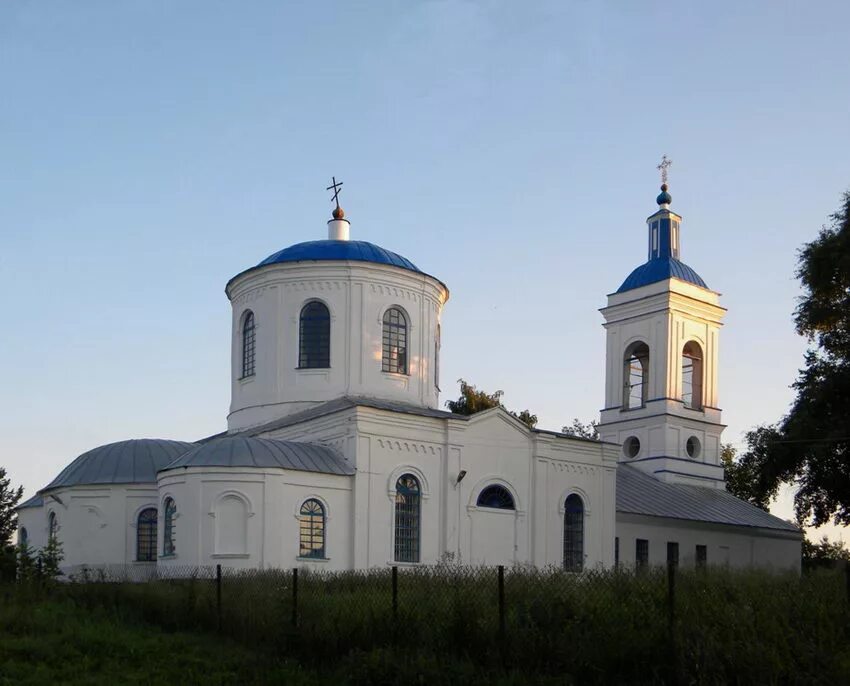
616,183,707,293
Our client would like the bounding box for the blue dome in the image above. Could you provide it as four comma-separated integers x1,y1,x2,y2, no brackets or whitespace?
617,257,707,293
257,240,422,274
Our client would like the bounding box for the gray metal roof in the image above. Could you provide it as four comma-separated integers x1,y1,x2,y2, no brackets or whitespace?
16,493,44,510
616,464,800,533
161,436,354,476
43,439,195,491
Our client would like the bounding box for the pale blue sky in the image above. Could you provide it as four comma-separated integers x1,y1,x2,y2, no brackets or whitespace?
1,1,848,539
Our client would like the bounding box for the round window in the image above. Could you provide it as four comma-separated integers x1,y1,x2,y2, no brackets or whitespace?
623,436,640,458
686,436,701,458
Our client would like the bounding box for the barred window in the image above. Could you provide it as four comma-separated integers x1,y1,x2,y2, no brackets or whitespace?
623,342,649,409
136,508,158,562
394,474,421,563
299,499,326,559
241,311,256,378
476,485,515,510
48,512,58,542
563,494,584,572
163,497,176,557
19,527,28,548
299,301,330,368
696,544,707,568
682,341,703,409
636,538,649,569
667,541,679,567
382,307,408,374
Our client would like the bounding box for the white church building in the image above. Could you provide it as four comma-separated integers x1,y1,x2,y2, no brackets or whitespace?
16,179,802,574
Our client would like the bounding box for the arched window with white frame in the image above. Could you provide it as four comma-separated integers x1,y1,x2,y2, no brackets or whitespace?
394,474,421,563
476,485,515,510
299,301,330,368
299,499,326,559
47,511,58,543
623,342,650,409
241,310,256,378
563,494,584,572
162,497,176,557
382,307,408,374
136,508,158,562
681,341,703,410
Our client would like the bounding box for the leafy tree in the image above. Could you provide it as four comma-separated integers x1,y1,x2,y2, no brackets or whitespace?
753,191,850,526
0,466,23,546
721,430,782,511
561,419,599,440
802,535,850,570
445,379,538,429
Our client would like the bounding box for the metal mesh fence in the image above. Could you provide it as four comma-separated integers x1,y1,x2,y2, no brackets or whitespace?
48,562,850,682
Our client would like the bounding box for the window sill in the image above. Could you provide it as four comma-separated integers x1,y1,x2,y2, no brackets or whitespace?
211,553,250,559
159,554,177,560
238,375,255,384
381,370,410,378
132,560,157,565
387,560,421,568
296,556,330,563
296,367,331,372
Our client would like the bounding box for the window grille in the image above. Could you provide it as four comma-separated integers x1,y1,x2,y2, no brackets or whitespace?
696,544,707,568
241,311,256,378
299,499,326,559
636,538,649,568
476,485,515,510
667,541,679,567
19,527,28,548
563,494,584,572
48,512,58,542
299,302,330,368
382,307,408,374
136,508,158,562
163,498,176,557
394,475,421,563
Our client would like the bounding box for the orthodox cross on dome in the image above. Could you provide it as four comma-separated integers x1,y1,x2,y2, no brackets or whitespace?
656,155,672,186
326,176,345,219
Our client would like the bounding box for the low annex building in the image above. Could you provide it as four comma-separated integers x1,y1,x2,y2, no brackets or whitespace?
16,180,802,573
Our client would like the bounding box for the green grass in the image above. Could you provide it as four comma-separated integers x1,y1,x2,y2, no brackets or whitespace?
0,589,313,685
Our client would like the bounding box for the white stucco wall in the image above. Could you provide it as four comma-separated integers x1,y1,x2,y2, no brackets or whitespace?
615,513,801,572
226,259,448,432
16,485,161,573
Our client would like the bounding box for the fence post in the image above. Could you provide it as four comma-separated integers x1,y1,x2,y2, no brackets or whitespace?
291,567,299,629
667,561,677,680
392,565,398,622
497,565,506,650
215,564,222,633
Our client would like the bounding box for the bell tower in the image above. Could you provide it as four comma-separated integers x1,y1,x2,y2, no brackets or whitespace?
598,166,727,488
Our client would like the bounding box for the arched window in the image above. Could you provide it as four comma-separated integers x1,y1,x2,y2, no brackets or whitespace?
682,341,703,409
241,311,256,378
19,527,28,548
299,301,330,369
563,494,584,572
136,508,158,562
623,342,650,409
382,307,408,374
299,499,326,559
476,485,515,510
163,497,176,557
435,323,441,390
47,512,58,542
394,474,421,563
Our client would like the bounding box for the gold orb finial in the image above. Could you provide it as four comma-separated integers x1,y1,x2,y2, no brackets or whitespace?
332,205,345,220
